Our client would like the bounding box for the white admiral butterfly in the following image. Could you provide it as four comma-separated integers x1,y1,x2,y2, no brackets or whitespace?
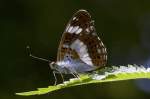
27,9,107,85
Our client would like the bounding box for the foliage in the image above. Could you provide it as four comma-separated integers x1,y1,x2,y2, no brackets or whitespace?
16,65,150,96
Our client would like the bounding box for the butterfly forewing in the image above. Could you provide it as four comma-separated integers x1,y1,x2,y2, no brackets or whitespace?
57,10,107,71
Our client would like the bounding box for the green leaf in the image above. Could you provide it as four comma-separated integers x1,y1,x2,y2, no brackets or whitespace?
15,65,150,96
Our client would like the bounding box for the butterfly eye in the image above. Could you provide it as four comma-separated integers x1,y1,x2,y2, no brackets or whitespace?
50,62,56,69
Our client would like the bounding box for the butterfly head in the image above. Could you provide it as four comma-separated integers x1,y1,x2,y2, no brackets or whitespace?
49,62,58,71
49,61,73,74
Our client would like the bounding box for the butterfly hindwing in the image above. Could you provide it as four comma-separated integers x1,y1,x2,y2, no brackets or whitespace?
57,10,107,71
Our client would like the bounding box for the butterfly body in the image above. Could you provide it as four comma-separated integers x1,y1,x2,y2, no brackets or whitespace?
50,57,97,74
49,9,107,74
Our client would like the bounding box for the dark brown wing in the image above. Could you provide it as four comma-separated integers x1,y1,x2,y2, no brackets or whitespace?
57,9,107,68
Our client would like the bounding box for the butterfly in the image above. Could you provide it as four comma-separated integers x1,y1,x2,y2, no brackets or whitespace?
27,9,107,85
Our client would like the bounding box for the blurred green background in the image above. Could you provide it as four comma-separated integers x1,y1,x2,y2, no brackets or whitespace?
1,0,150,99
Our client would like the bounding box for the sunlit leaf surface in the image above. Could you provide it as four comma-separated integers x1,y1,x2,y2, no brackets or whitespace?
16,65,150,96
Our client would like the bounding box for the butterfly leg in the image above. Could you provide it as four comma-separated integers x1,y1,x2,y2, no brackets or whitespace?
72,70,80,78
75,73,80,78
57,71,64,83
63,67,80,79
53,71,65,85
60,73,64,83
52,71,57,85
70,72,80,80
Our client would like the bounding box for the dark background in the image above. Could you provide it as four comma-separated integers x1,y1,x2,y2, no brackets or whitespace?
1,0,150,99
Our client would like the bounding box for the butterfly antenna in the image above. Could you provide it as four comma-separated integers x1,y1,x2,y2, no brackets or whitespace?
26,46,50,62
